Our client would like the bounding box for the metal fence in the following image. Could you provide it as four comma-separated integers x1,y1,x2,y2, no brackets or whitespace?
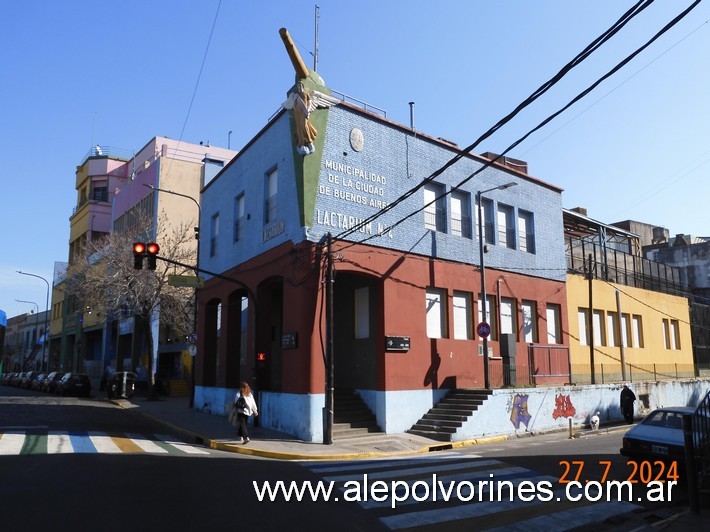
690,390,710,512
570,363,697,384
566,239,685,297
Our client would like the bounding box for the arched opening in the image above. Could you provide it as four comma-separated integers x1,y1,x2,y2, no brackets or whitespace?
203,298,221,386
255,277,283,392
225,290,249,388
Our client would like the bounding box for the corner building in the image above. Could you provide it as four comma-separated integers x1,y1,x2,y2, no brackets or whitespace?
198,86,570,441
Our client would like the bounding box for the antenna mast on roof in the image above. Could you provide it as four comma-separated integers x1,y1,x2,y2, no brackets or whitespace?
313,4,319,71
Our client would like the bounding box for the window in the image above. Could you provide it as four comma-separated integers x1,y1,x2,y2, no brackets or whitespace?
632,315,644,348
424,184,446,232
671,320,680,349
453,291,472,340
578,308,589,346
546,304,562,344
593,310,605,346
663,319,681,350
354,287,369,339
497,204,515,249
476,197,495,244
92,185,108,202
518,210,535,253
521,300,537,342
426,288,447,338
234,194,245,242
500,297,516,336
620,314,631,347
265,169,278,224
450,191,471,238
607,311,619,347
477,295,497,339
210,213,219,257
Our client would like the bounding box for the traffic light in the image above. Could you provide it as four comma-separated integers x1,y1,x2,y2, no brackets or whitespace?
146,242,160,270
133,242,146,270
132,242,159,270
256,352,268,368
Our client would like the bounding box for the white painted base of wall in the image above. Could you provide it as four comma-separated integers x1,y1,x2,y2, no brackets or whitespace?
455,379,709,441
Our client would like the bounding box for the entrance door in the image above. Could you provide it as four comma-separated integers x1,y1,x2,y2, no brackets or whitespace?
333,273,380,390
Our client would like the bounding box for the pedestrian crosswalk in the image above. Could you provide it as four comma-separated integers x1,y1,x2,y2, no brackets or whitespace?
301,454,641,530
0,430,209,456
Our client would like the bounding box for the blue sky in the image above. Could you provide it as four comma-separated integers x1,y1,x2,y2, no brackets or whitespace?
1,1,708,318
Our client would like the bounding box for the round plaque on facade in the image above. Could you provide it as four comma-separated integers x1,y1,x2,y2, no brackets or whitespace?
349,128,364,152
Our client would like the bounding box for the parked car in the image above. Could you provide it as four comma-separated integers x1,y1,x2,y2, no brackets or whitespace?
43,372,66,393
1,372,15,385
107,371,136,399
29,373,47,391
20,371,42,389
56,373,91,397
10,372,27,386
620,406,699,465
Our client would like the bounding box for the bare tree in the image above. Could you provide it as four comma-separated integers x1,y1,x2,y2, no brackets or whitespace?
64,212,196,398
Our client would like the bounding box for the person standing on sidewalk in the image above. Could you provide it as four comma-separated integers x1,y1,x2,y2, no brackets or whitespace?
620,383,636,424
235,382,258,444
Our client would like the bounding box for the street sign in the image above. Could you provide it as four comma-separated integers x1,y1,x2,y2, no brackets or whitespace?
476,322,491,338
168,275,204,288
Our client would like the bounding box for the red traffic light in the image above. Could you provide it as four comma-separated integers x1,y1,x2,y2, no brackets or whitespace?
133,242,146,254
146,242,160,255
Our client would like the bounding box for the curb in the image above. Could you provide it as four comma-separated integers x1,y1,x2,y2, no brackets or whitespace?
208,434,511,461
112,397,633,461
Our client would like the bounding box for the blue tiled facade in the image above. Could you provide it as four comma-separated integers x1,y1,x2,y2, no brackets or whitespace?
202,103,566,282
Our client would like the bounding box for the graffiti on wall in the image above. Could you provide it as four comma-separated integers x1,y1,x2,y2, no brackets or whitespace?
510,393,532,429
552,394,576,419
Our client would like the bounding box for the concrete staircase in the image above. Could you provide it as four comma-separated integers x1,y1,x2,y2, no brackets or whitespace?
167,379,189,397
333,388,382,440
407,389,493,442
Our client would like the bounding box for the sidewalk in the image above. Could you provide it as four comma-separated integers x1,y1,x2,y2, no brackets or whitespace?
110,393,508,460
110,393,630,461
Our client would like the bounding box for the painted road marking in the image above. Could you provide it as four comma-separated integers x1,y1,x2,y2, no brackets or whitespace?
0,431,208,456
155,434,209,455
126,433,169,454
0,432,25,454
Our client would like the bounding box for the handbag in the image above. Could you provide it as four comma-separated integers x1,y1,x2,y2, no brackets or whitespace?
236,395,247,411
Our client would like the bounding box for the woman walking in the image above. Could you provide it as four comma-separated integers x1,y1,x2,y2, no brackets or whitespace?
234,382,258,443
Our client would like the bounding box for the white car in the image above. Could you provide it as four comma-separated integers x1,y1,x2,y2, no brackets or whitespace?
620,406,696,464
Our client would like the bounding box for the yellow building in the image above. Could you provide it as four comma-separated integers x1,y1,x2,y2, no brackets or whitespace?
566,273,693,383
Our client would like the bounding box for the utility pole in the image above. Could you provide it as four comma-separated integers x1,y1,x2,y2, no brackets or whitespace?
324,233,334,444
587,254,595,384
616,289,627,381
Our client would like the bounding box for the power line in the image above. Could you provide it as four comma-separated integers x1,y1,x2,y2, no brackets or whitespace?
335,0,701,252
334,0,654,242
520,16,710,157
164,0,222,178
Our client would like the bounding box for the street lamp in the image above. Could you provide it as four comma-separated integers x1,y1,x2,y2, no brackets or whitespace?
144,183,201,407
476,182,517,389
15,299,39,370
15,299,39,315
17,271,51,372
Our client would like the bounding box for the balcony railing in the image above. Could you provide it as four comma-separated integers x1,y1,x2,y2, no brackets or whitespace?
566,238,686,296
79,145,134,165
